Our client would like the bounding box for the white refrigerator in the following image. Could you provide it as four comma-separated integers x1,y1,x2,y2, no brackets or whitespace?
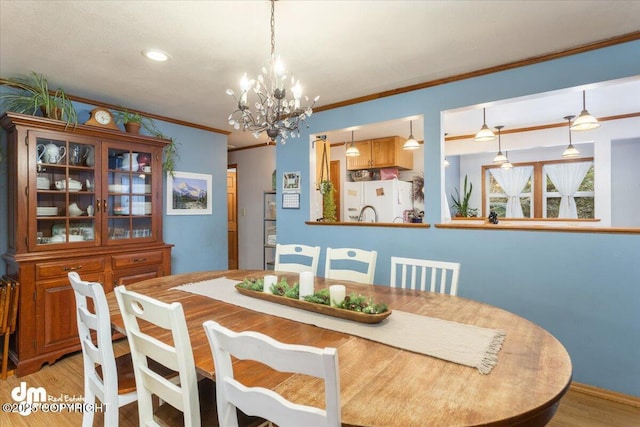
343,179,413,223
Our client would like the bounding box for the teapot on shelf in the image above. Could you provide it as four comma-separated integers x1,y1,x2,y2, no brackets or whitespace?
37,142,66,164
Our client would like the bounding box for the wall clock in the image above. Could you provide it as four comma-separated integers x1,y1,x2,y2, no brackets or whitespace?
84,107,119,130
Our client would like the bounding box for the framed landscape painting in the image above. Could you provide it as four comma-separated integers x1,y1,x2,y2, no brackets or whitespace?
167,171,212,215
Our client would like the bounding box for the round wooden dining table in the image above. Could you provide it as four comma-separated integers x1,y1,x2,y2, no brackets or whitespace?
107,270,572,427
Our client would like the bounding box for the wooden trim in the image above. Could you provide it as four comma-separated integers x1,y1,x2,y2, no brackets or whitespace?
228,140,276,152
435,222,640,234
315,31,640,113
305,221,430,228
446,112,640,142
64,94,231,135
570,382,640,409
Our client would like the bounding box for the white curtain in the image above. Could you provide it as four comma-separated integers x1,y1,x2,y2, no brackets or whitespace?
490,166,533,218
545,162,592,218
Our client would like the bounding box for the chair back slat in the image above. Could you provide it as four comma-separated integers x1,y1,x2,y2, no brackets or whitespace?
324,247,377,284
390,257,461,296
275,244,321,275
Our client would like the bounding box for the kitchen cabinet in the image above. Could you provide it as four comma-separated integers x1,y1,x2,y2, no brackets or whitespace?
346,136,413,171
1,112,172,376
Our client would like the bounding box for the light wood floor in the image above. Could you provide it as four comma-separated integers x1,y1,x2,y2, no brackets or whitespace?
1,340,639,426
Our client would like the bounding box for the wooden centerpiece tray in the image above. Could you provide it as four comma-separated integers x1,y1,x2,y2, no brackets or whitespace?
235,285,391,324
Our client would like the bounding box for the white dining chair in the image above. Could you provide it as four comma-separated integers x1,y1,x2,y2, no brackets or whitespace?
390,256,461,296
324,247,377,284
114,285,200,427
203,320,341,427
274,243,321,275
69,272,138,427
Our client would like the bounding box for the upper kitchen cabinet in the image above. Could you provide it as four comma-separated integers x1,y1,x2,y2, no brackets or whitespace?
346,136,413,171
1,112,172,376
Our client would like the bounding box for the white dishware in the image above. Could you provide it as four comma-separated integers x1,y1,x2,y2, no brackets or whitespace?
36,176,50,190
263,274,277,294
37,142,66,164
108,184,129,193
68,202,84,217
55,179,82,191
298,271,315,300
329,284,346,307
87,205,94,216
36,206,58,216
121,152,139,171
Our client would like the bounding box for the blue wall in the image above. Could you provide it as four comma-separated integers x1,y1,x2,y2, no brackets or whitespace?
0,99,229,277
276,40,640,396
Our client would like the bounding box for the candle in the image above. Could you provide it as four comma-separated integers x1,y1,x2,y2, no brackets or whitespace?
299,271,314,300
263,274,277,294
329,284,346,307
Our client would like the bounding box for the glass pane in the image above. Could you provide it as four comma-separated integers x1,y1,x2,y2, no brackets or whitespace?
575,197,595,218
521,197,531,218
578,165,595,192
546,175,557,192
489,174,504,194
546,197,560,218
489,197,508,217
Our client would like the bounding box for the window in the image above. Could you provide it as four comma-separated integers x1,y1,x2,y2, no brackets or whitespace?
482,158,594,219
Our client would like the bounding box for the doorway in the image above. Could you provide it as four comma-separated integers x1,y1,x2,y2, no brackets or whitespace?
227,166,238,269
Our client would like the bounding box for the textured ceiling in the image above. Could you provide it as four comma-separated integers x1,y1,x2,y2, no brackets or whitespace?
1,0,639,148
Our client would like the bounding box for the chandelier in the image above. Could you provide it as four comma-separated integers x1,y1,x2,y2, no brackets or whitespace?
226,0,319,142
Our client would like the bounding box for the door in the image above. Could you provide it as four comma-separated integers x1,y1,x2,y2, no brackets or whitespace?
227,167,238,269
330,160,341,222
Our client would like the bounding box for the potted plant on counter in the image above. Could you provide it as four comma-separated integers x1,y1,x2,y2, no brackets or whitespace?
0,71,78,127
451,175,478,217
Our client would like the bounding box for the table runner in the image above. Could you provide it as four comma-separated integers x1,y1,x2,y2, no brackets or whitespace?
172,277,505,374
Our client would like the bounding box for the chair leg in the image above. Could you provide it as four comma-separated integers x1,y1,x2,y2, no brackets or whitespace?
1,333,9,380
82,387,96,427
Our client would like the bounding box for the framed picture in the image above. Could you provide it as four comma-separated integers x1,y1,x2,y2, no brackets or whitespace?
282,171,301,192
167,171,212,215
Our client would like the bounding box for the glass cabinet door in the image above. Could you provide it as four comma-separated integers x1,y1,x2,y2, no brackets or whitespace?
105,146,155,243
32,132,99,248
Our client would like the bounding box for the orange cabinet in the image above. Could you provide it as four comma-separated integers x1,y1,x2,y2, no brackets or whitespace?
346,136,413,170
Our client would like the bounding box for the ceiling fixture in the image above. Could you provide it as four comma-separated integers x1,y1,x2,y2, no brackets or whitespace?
501,151,513,169
345,131,360,157
570,90,600,131
142,49,169,62
562,115,580,158
492,125,507,164
444,158,450,167
474,108,496,142
226,0,319,142
403,120,420,150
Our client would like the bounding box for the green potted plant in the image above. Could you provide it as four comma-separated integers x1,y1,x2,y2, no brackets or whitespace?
320,180,337,222
113,107,159,134
0,71,78,127
451,175,478,217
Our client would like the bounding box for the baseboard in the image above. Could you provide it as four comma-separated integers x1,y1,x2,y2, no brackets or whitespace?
570,382,640,408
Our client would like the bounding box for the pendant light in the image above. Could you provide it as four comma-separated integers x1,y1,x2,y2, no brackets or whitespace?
492,125,507,164
345,130,360,157
443,158,450,167
501,151,513,169
570,90,600,131
403,120,420,150
474,108,496,142
562,115,580,158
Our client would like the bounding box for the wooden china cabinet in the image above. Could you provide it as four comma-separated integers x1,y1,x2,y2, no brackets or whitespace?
1,112,173,376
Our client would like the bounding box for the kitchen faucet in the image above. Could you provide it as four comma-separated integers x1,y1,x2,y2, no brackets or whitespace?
358,205,378,222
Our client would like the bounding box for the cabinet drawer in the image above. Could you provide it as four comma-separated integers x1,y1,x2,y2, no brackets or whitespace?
36,257,106,280
112,251,164,269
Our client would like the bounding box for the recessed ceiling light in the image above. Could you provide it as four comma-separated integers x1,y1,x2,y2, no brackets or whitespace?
142,49,169,62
